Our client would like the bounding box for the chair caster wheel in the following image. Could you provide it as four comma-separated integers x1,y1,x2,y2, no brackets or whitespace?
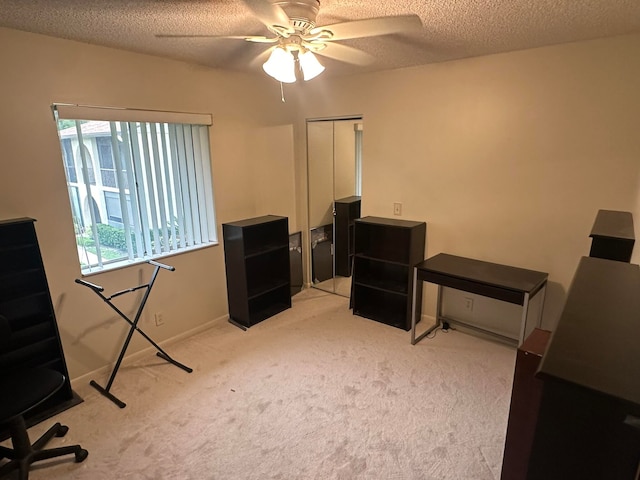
56,424,69,437
76,449,89,463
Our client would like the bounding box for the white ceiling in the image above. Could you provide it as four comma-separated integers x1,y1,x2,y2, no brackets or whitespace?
1,0,640,79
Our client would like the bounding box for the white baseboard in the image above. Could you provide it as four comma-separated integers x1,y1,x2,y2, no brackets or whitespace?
420,314,437,325
70,314,229,391
414,314,438,332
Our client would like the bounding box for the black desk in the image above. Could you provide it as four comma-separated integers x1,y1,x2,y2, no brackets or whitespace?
411,253,548,345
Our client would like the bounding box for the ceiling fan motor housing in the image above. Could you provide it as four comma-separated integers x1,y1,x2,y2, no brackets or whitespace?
272,0,320,33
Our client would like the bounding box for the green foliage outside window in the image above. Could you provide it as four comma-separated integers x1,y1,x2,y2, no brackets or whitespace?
77,222,182,259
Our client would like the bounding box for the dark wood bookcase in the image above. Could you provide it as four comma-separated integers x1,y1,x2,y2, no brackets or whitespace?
222,215,291,329
289,231,303,296
0,218,81,437
334,196,361,277
352,216,426,330
310,223,333,284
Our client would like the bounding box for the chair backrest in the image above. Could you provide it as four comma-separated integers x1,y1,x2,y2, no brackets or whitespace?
0,315,10,352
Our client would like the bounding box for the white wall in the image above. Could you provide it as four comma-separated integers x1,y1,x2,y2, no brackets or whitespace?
0,27,297,380
252,124,298,230
2,26,639,381
293,33,640,330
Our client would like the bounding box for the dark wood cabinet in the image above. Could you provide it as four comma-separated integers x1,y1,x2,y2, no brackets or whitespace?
589,209,635,262
223,215,291,329
289,231,303,296
0,218,81,436
352,216,426,330
334,196,361,277
527,257,640,479
310,224,333,284
501,328,551,480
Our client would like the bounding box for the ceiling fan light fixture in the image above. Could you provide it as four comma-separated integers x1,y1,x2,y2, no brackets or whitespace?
299,50,325,81
263,47,296,83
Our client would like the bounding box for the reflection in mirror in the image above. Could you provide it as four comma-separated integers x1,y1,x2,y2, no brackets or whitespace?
307,117,362,298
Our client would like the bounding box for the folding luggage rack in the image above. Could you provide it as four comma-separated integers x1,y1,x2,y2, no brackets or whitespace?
76,260,192,408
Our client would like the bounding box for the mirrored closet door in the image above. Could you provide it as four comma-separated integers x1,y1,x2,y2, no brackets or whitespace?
307,117,363,298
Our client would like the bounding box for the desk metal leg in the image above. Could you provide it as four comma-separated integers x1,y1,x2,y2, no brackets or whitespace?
411,271,441,345
518,292,531,346
537,283,547,326
411,267,419,345
436,285,444,327
518,282,548,345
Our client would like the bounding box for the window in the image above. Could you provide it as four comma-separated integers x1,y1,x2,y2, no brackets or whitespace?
104,191,132,227
77,144,96,185
61,139,77,183
53,105,217,274
96,137,119,188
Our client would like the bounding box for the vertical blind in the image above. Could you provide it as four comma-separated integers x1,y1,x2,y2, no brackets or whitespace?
53,104,216,274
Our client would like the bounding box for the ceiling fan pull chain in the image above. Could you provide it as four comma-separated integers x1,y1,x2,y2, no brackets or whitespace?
280,82,286,103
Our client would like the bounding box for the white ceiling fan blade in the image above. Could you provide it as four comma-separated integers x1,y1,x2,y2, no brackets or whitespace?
310,15,422,41
156,34,278,44
314,43,375,66
243,0,292,31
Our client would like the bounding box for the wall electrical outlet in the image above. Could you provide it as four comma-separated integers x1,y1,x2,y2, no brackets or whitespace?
464,297,474,312
393,202,402,216
154,312,165,326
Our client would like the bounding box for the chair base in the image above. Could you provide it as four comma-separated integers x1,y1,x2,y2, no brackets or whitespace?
0,416,88,480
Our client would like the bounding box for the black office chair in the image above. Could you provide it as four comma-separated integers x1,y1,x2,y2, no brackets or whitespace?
0,315,88,479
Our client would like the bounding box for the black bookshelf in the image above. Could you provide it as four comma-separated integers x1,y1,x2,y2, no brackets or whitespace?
289,231,303,296
0,218,82,439
352,216,426,330
310,223,333,284
334,196,361,277
223,215,291,329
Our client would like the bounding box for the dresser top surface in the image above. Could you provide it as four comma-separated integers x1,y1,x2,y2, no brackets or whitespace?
589,209,635,240
335,196,361,204
538,256,640,405
0,217,36,226
223,215,287,228
356,216,425,229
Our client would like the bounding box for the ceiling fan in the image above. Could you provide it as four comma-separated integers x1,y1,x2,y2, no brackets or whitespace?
157,0,422,83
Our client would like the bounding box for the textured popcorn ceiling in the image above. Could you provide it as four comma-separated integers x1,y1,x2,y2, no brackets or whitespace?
1,0,639,78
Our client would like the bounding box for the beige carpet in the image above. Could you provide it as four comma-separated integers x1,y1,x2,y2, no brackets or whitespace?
2,288,516,480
